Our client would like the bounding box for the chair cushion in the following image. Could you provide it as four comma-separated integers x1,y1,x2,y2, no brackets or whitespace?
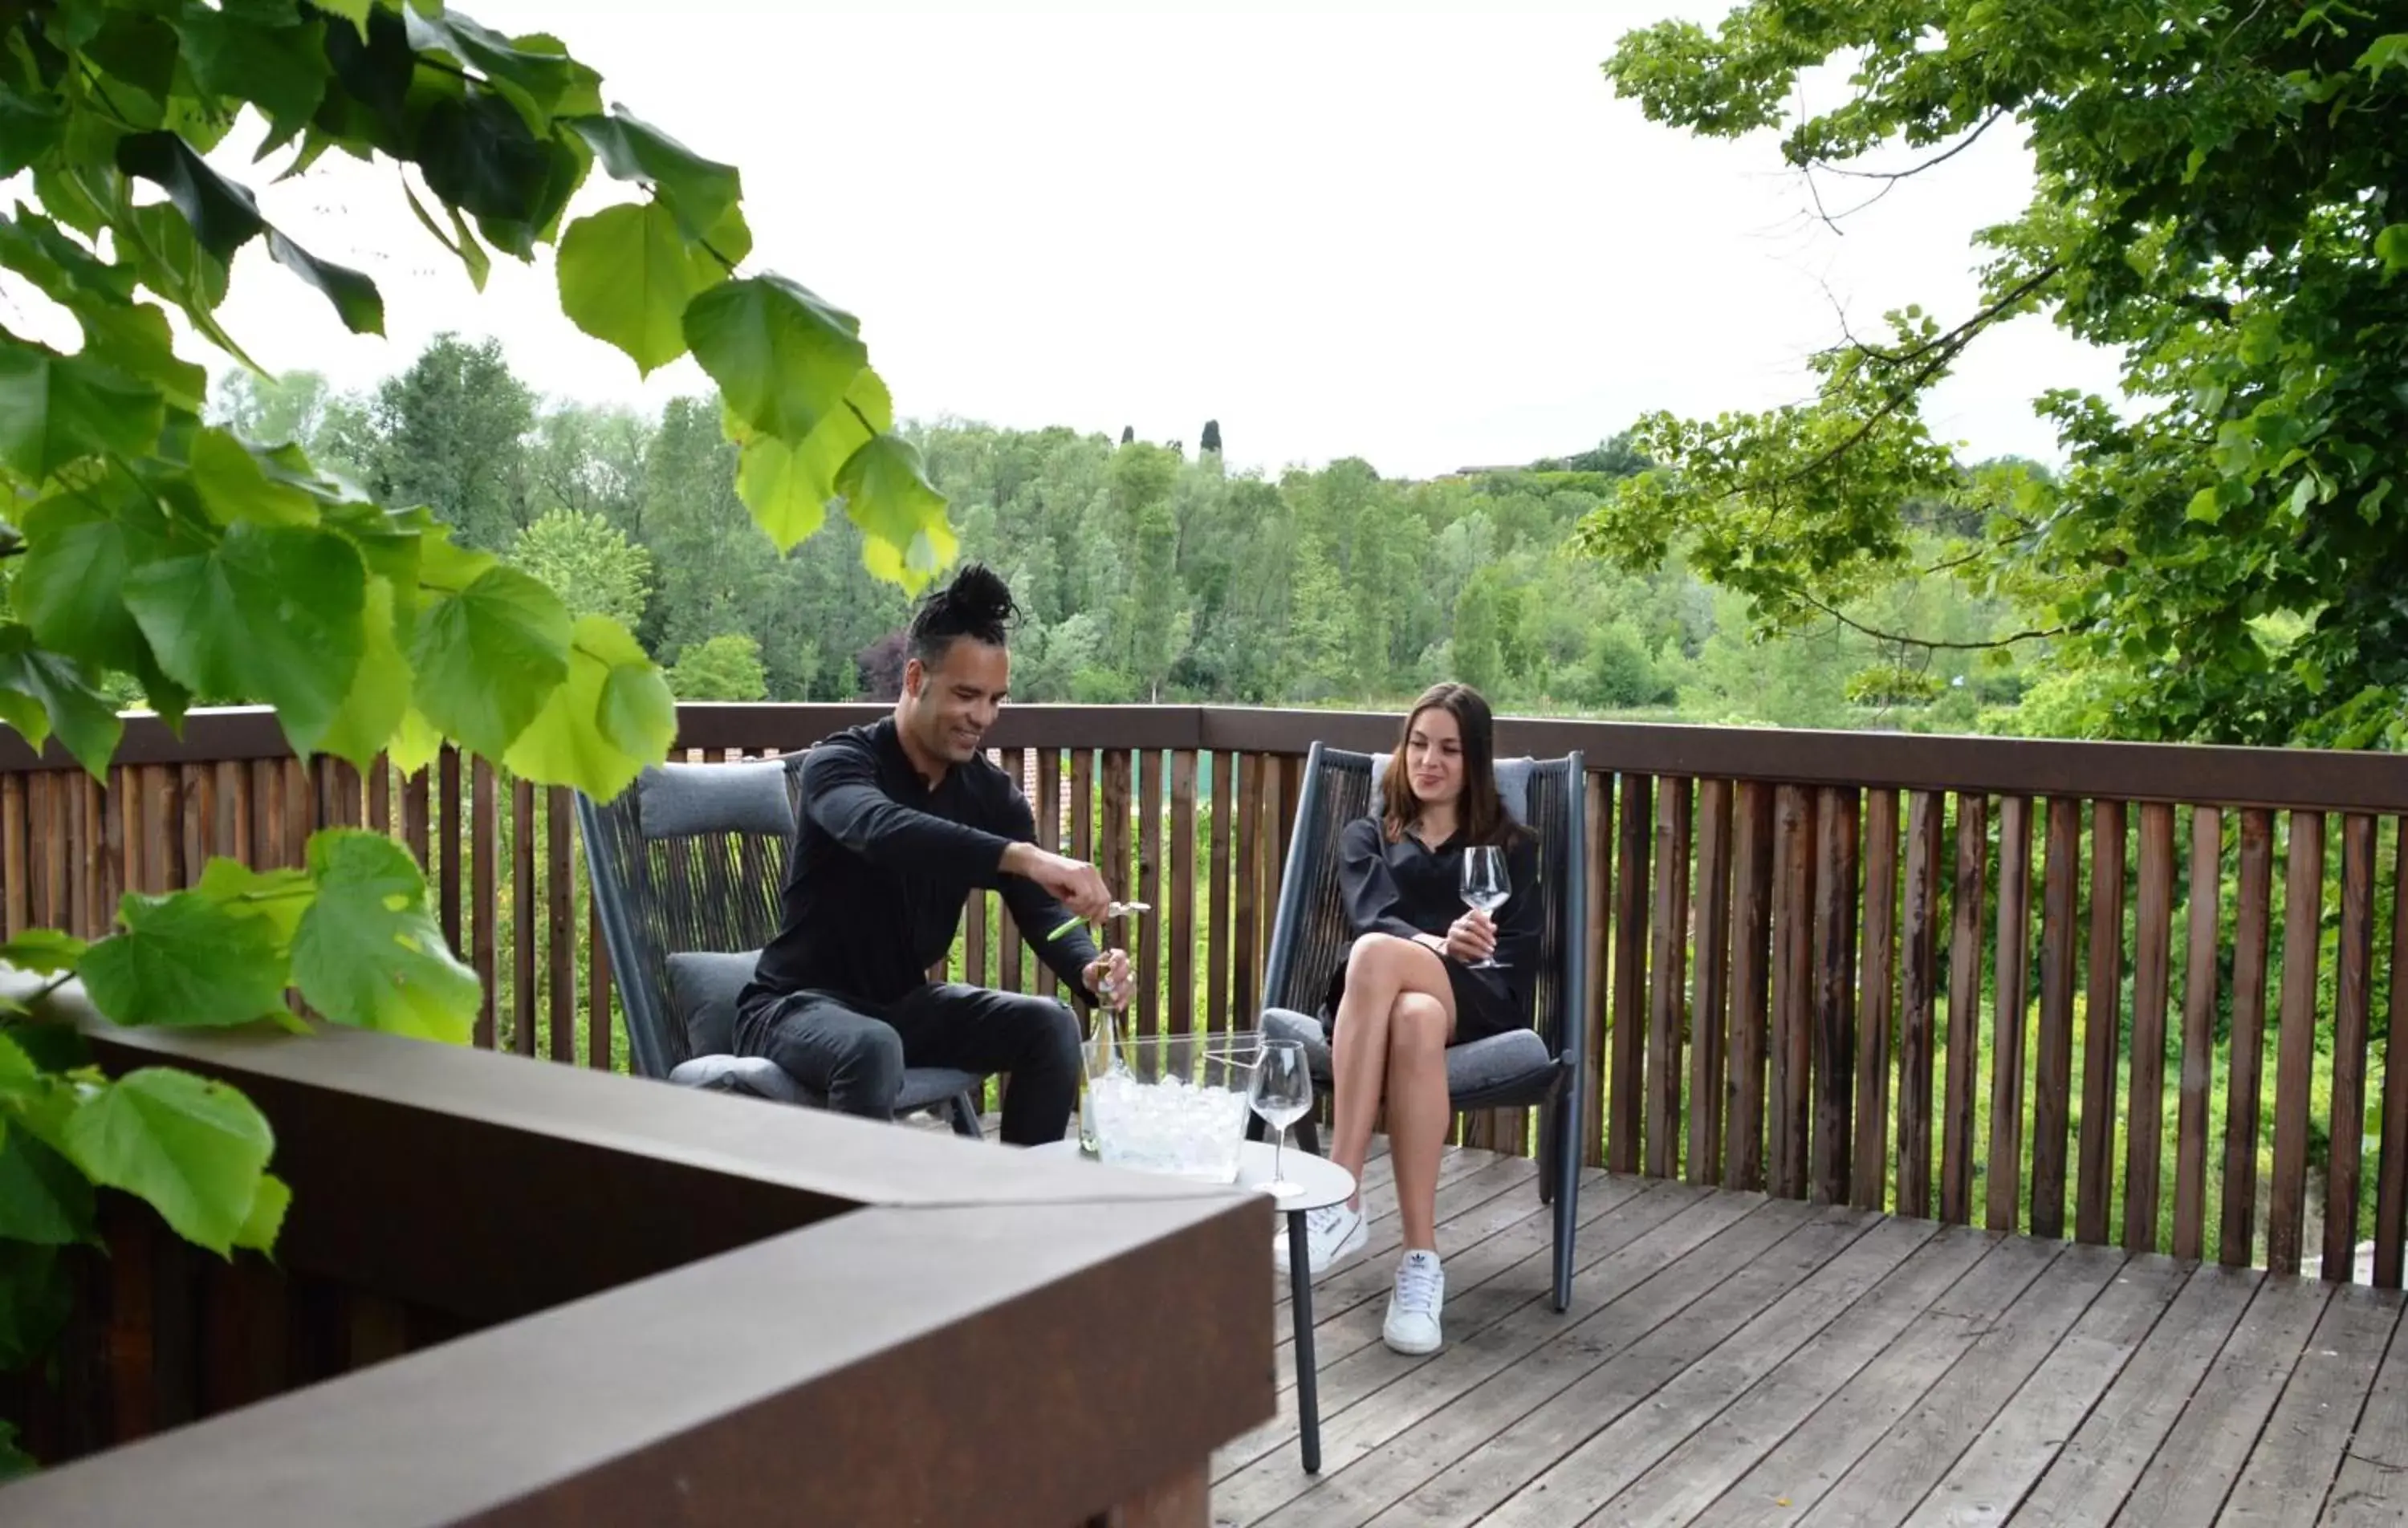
668,1055,803,1102
638,759,793,839
1263,1006,1556,1099
1369,753,1536,824
665,949,760,1057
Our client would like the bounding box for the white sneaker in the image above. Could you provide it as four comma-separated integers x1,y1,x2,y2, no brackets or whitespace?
1383,1250,1446,1355
1273,1202,1367,1275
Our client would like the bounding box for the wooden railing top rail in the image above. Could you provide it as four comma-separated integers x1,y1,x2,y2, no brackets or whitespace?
8,702,2408,813
0,972,1271,1526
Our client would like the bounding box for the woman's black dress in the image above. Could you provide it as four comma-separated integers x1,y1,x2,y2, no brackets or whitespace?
1320,815,1541,1044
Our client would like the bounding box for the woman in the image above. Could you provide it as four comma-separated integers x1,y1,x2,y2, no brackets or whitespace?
1275,682,1540,1355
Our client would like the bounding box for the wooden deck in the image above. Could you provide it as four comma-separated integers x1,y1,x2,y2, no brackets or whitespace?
1210,1140,2408,1528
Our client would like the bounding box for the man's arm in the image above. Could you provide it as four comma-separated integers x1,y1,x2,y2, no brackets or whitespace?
803,737,1013,882
991,789,1111,1000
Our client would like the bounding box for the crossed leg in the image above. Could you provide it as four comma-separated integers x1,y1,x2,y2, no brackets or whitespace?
1328,933,1457,1250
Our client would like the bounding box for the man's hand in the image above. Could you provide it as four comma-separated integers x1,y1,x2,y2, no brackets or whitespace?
1001,842,1112,921
1441,909,1497,964
1084,949,1133,1011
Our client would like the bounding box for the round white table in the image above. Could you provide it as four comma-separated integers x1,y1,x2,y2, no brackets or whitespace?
1029,1136,1357,1473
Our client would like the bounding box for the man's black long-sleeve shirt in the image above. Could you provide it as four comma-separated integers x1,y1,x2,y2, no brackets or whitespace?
740,719,1100,1019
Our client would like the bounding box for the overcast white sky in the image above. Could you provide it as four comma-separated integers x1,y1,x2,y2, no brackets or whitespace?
197,0,2125,480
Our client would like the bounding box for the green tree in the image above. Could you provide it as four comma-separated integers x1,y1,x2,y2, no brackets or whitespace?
1588,1,2408,746
509,509,653,627
0,1,954,1466
668,633,771,701
368,334,536,551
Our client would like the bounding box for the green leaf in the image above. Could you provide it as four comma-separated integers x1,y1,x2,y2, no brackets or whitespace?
178,5,332,130
0,1242,71,1370
0,83,67,179
409,563,570,759
63,1067,275,1256
77,300,209,412
402,9,593,126
414,91,580,256
266,230,384,335
318,575,413,770
2377,224,2408,274
13,489,173,674
2186,486,2225,524
0,930,87,977
502,615,672,796
315,0,372,39
733,366,889,551
556,201,718,376
79,890,292,1029
0,626,123,775
123,522,368,758
0,346,168,480
2357,33,2408,78
0,1418,31,1481
115,132,267,262
291,830,477,1042
189,428,319,526
233,1171,289,1254
837,432,958,593
684,274,867,441
388,706,442,777
0,1130,96,1246
564,111,741,247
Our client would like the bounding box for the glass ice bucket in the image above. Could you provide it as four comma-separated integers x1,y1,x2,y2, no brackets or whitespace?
1081,1029,1264,1183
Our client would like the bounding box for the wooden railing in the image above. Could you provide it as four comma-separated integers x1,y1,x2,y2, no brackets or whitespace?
6,705,2408,1286
0,971,1268,1521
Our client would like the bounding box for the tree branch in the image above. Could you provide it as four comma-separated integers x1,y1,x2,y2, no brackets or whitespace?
1811,109,2008,182
1799,591,2064,651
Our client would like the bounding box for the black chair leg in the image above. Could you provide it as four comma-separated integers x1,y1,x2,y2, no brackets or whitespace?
947,1091,982,1139
1538,1104,1558,1206
1550,1095,1579,1312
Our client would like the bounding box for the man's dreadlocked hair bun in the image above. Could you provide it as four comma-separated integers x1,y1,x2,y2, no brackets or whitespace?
907,562,1020,663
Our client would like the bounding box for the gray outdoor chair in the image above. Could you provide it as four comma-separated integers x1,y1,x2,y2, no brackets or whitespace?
577,753,985,1136
1255,742,1588,1312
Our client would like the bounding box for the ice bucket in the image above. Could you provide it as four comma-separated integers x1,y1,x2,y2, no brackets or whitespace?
1082,1029,1264,1183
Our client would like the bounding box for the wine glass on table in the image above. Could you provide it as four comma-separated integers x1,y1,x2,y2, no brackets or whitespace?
1460,845,1509,969
1250,1039,1313,1199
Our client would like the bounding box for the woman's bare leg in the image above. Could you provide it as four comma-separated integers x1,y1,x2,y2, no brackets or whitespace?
1329,933,1458,1208
1387,991,1454,1250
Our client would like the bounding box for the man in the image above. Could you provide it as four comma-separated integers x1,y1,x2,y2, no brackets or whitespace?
735,563,1133,1146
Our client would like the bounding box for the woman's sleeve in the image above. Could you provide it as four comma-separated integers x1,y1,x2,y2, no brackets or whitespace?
1338,817,1428,941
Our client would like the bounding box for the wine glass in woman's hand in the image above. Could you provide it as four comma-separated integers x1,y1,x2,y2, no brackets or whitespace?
1459,846,1509,969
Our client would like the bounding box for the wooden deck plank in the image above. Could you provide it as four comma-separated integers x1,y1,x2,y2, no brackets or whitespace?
1246,1199,1830,1528
1679,1234,2066,1526
2012,1263,2264,1527
1381,1210,1924,1528
1898,1253,2193,1527
2109,1275,2333,1525
1215,1181,1716,1485
2219,1286,2402,1526
2321,1301,2408,1526
1579,1225,2009,1527
1796,1242,2130,1527
1216,1188,1771,1522
1276,1154,1541,1327
1474,1215,1941,1528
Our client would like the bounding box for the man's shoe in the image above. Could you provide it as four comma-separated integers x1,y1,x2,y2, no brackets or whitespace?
1272,1201,1367,1276
1382,1250,1446,1355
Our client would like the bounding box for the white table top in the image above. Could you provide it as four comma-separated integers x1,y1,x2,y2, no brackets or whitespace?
1028,1136,1357,1213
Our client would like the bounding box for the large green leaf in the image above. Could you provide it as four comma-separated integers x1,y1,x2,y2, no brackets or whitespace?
189,427,319,526
291,829,477,1042
564,110,740,247
266,229,384,335
0,1130,96,1246
837,431,958,593
0,83,67,179
234,1172,290,1254
684,275,867,441
401,9,599,127
556,201,718,376
11,492,165,672
192,859,315,947
63,1067,275,1256
0,624,124,775
409,563,570,759
115,131,267,262
0,344,168,480
731,368,889,552
79,890,292,1029
122,522,367,757
178,4,331,130
414,90,580,256
0,929,87,977
77,299,209,411
502,615,673,797
317,575,413,770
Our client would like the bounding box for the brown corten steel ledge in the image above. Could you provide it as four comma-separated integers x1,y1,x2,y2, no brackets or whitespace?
0,974,1272,1527
8,702,2408,814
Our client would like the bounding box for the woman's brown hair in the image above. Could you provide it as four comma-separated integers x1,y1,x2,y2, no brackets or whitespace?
1381,682,1525,846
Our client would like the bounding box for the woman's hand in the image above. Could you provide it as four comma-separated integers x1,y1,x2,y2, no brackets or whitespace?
1439,909,1496,965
